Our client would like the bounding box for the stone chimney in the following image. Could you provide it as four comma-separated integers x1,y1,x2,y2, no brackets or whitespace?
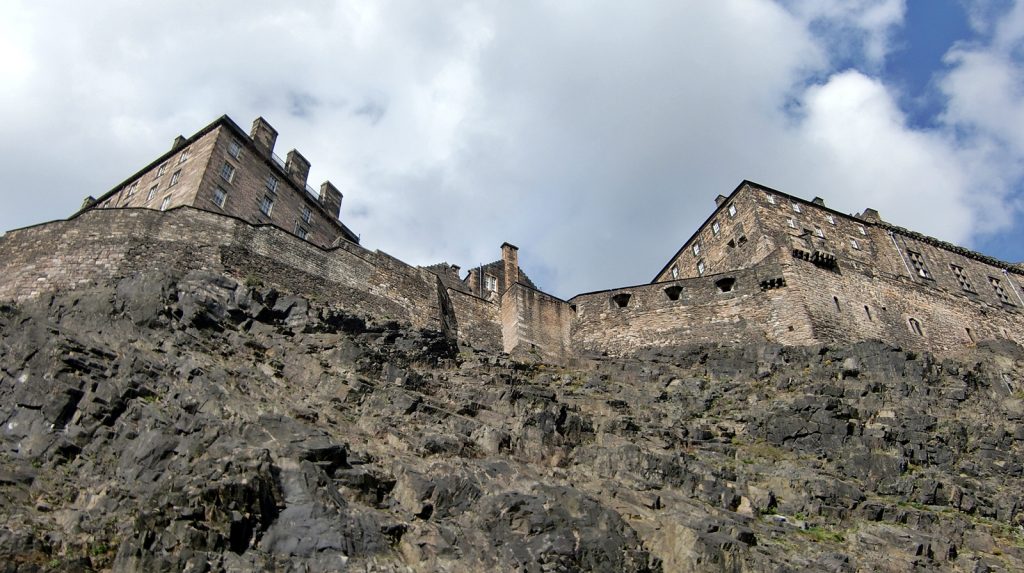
80,196,97,210
250,117,278,158
285,150,311,188
812,197,825,206
319,181,343,219
172,135,187,150
715,194,728,207
501,242,519,291
859,208,881,222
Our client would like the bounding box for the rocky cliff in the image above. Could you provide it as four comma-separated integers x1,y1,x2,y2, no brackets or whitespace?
1,270,1022,572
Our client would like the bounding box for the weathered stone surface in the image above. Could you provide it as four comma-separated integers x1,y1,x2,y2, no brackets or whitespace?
0,271,1022,571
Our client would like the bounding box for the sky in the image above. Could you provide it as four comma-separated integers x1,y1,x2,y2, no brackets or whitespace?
2,0,1024,298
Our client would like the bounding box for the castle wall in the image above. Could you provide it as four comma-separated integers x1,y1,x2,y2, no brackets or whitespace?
787,257,1024,352
0,208,447,334
500,284,573,361
446,290,502,352
572,262,813,356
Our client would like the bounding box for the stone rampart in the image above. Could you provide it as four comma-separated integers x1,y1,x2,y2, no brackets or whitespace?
570,261,810,356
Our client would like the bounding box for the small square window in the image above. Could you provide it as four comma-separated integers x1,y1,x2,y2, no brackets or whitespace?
826,214,835,225
159,195,172,211
212,186,227,208
266,175,279,193
692,244,701,256
697,260,705,276
712,221,720,235
178,149,190,164
671,265,679,279
728,204,737,217
791,203,802,213
294,224,309,240
787,217,796,229
301,205,313,224
850,238,861,250
169,170,181,186
858,225,867,236
766,193,776,205
815,226,825,238
147,184,158,202
220,162,235,183
228,139,242,159
156,162,168,177
260,195,274,216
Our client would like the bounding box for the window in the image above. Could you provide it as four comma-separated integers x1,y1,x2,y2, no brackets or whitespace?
791,203,802,213
671,264,679,279
950,264,975,292
294,224,309,240
159,195,172,211
125,181,138,196
697,260,705,275
728,204,737,217
228,139,242,159
664,285,682,300
712,221,720,235
611,293,631,308
169,170,181,186
300,205,313,224
826,214,835,225
833,296,841,311
787,217,796,229
989,276,1013,304
692,244,701,256
266,175,279,193
907,250,932,279
766,193,776,205
864,305,872,321
220,162,235,183
156,162,168,177
212,186,227,208
815,226,825,238
908,317,923,336
178,149,190,164
850,239,861,250
147,184,158,202
260,195,274,216
858,225,867,236
485,275,497,292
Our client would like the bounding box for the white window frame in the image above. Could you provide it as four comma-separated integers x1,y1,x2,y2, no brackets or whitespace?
850,238,860,250
260,195,274,216
220,162,235,183
791,203,802,213
671,265,679,279
712,221,720,235
485,275,498,292
156,162,168,177
728,204,737,217
125,181,138,196
815,227,825,238
147,184,158,202
787,217,796,229
169,170,181,186
178,149,190,164
228,139,242,159
766,193,776,205
858,225,867,236
212,186,227,208
826,213,835,225
697,260,705,276
159,195,172,211
692,244,701,256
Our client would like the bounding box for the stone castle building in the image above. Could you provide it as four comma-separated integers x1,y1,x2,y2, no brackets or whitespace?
1,115,1022,360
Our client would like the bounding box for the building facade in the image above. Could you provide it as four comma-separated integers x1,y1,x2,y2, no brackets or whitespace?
84,115,359,248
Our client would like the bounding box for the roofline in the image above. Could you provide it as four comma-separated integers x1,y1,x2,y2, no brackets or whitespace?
78,114,360,244
651,179,1023,281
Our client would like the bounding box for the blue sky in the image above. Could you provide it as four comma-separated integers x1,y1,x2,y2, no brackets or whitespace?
0,1,1022,297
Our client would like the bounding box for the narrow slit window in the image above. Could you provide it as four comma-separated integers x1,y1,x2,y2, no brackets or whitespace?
908,318,923,336
864,305,872,321
833,296,841,311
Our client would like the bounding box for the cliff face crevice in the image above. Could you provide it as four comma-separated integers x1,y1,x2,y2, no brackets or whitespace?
1,270,1022,572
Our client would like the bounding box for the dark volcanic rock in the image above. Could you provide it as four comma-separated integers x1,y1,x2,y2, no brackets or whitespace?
0,270,1023,571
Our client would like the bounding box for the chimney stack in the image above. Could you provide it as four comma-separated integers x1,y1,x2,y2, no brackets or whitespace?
812,197,825,206
859,208,881,222
319,181,343,219
250,117,278,158
501,242,519,291
285,150,311,188
172,135,187,149
715,194,728,207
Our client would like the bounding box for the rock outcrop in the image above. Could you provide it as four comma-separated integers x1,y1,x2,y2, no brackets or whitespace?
1,270,1022,571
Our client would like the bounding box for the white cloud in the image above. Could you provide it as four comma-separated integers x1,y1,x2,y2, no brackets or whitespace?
0,0,1022,296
